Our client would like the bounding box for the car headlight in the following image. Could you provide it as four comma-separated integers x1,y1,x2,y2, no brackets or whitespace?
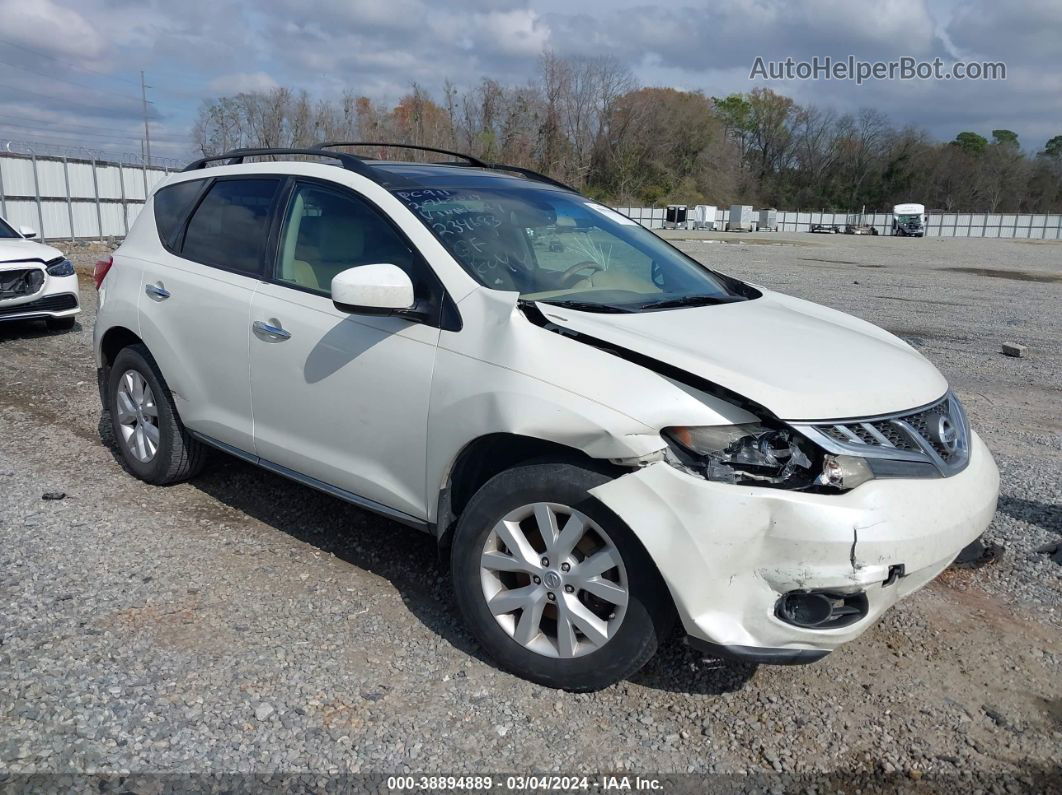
663,423,874,491
46,258,75,276
816,454,874,491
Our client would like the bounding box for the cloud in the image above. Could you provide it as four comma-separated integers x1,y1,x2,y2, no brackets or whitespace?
207,72,280,95
0,0,106,61
546,0,939,71
947,0,1062,62
470,9,551,57
0,0,1058,160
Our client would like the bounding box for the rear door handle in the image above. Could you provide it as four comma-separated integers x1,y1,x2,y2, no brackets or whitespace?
252,319,291,341
144,282,170,301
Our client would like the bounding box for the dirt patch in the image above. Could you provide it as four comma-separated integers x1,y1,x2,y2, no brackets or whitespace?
885,327,972,344
874,295,964,306
943,267,1062,284
800,257,859,265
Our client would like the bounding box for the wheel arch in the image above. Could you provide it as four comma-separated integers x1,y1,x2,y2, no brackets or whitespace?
96,326,145,404
99,325,144,367
433,432,628,549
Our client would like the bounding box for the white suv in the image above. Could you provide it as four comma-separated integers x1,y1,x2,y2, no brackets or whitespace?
0,216,80,330
93,144,999,691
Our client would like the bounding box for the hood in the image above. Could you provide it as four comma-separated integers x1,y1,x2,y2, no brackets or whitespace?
0,238,64,266
535,290,947,421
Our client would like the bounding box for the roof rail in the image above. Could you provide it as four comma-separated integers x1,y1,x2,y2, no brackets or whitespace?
182,143,579,193
181,147,378,179
470,163,577,193
315,141,489,168
314,141,578,192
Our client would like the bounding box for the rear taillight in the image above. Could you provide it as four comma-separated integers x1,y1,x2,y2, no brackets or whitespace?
93,256,113,290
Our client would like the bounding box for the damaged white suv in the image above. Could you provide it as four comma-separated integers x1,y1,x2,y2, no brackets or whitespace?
0,216,80,330
93,144,999,690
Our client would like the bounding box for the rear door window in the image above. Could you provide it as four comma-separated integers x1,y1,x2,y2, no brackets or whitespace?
153,179,206,251
181,178,281,275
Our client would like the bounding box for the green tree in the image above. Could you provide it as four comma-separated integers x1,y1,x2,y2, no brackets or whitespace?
951,131,988,156
1039,135,1062,159
991,129,1019,148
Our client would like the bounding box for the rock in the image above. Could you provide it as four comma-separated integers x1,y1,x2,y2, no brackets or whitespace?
983,705,1007,728
254,703,274,721
952,539,1004,569
1034,541,1062,565
1001,342,1027,358
42,492,66,501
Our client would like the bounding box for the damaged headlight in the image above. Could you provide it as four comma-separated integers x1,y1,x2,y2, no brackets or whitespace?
663,424,874,491
46,258,75,276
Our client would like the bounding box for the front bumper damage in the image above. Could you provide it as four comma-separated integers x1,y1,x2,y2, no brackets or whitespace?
0,271,80,323
589,430,999,664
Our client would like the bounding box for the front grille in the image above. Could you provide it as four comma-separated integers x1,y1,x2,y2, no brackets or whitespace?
0,267,45,300
798,393,970,476
0,292,78,317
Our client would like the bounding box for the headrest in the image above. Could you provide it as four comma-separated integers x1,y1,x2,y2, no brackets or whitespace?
318,218,364,262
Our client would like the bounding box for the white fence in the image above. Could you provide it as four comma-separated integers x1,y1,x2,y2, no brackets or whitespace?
614,207,1062,238
4,150,1060,242
0,152,171,242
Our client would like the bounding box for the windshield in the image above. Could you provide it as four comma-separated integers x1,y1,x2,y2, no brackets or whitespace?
392,186,753,312
896,214,922,224
0,217,19,238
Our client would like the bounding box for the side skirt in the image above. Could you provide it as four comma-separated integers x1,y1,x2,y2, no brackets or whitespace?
188,431,430,532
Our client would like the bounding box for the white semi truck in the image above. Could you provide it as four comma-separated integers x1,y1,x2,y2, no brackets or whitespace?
892,203,926,237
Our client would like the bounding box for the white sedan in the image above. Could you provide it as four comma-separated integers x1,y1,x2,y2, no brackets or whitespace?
0,216,81,330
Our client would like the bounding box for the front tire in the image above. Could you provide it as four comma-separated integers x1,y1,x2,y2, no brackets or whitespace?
451,462,674,691
107,344,207,485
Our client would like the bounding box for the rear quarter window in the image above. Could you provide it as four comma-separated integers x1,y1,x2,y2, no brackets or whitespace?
153,179,205,251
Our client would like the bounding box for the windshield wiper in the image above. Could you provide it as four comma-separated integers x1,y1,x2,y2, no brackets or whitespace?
535,299,633,314
635,294,743,311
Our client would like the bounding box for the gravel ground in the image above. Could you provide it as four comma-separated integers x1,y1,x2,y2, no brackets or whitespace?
0,234,1059,789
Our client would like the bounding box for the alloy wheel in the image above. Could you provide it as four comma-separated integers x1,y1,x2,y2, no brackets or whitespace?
479,502,628,659
115,370,160,463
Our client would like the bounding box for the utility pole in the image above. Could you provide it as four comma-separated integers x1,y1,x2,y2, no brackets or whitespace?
140,70,152,167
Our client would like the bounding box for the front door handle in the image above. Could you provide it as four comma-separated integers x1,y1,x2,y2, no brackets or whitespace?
144,282,170,301
252,319,291,341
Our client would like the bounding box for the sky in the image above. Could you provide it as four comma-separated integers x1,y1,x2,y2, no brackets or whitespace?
0,0,1059,165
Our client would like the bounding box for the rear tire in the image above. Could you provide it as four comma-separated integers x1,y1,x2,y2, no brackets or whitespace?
45,316,76,331
451,462,674,691
107,344,207,484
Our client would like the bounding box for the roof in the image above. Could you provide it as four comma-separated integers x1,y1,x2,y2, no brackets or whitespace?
181,144,577,194
366,161,569,192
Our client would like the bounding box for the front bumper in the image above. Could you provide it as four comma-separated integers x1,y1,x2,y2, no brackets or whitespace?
589,431,999,661
0,274,80,323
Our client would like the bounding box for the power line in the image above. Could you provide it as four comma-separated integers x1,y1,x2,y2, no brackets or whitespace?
0,121,188,145
0,34,142,86
0,118,176,139
0,56,146,104
0,33,211,101
0,34,209,105
0,80,143,116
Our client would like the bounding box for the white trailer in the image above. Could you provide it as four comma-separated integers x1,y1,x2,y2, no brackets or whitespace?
692,205,717,230
892,203,926,237
727,204,754,232
757,208,778,231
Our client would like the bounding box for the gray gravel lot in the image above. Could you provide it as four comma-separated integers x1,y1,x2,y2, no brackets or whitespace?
0,234,1059,787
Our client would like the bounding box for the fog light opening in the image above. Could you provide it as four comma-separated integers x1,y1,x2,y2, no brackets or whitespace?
776,590,869,629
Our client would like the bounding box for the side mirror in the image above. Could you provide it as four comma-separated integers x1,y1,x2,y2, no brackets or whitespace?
18,225,37,239
331,264,415,315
